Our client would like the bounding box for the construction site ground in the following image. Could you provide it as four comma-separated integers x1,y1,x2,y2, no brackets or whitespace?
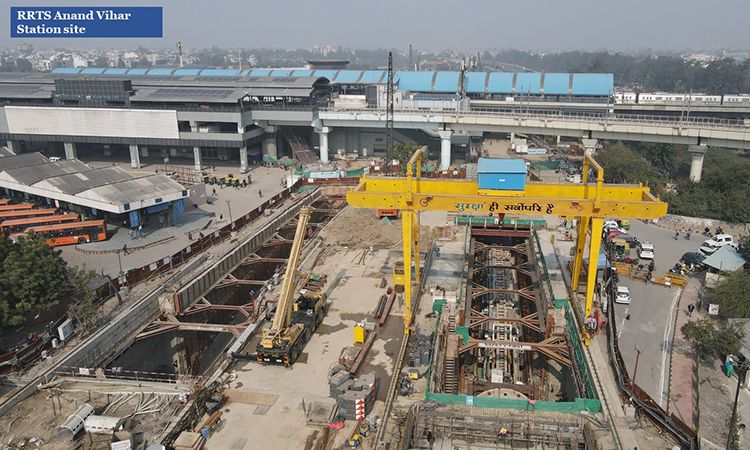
203,209,457,450
0,379,185,449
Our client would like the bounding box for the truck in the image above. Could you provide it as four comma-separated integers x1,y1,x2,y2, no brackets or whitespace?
256,206,328,367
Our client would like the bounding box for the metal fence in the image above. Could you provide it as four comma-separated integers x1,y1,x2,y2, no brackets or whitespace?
54,365,203,386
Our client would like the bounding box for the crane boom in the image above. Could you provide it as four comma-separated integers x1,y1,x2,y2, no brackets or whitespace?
261,206,310,348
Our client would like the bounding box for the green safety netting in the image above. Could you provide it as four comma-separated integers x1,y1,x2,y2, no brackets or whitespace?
531,161,562,171
267,156,298,167
346,168,365,177
424,392,601,414
296,186,317,193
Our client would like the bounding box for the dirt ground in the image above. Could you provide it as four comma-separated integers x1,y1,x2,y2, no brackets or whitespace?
698,358,750,449
0,381,184,450
318,206,432,249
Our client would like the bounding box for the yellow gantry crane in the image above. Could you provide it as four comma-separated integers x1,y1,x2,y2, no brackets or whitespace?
346,149,668,341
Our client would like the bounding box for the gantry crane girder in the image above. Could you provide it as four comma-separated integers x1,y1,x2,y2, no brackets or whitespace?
346,149,668,342
346,178,665,218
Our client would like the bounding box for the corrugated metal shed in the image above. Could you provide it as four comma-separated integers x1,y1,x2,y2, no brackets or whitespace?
82,175,185,206
0,152,186,213
41,166,137,195
701,246,747,272
477,158,527,191
5,159,92,185
0,153,48,169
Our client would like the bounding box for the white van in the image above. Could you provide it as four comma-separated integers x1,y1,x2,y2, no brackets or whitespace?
48,156,61,162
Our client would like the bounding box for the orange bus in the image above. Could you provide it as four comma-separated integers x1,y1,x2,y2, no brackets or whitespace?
0,203,35,212
0,199,11,205
25,220,107,246
0,214,79,237
0,209,57,222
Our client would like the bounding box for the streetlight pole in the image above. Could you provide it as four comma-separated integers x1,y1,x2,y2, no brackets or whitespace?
727,360,750,450
226,199,233,228
632,346,643,388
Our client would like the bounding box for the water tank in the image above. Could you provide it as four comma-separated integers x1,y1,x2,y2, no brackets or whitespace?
56,403,94,441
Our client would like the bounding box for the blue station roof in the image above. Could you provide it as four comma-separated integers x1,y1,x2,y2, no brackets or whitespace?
50,68,614,96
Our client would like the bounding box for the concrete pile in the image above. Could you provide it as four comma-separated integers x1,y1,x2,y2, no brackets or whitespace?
329,370,378,420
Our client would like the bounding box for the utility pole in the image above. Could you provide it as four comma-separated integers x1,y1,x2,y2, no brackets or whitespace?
408,45,412,72
176,41,183,68
226,199,233,228
238,45,242,72
727,360,750,449
632,346,643,387
386,52,394,172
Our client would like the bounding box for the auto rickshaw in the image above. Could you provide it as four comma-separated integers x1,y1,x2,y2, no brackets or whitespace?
611,238,630,256
231,177,240,187
218,176,227,186
617,219,630,230
202,174,210,184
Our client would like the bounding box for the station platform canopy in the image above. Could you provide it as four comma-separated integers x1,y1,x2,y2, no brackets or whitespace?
49,68,613,97
0,151,188,214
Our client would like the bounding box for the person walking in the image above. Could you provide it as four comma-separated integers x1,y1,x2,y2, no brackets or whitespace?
674,230,679,240
212,187,217,196
122,244,129,255
258,189,263,198
688,303,695,317
188,232,193,241
686,229,691,240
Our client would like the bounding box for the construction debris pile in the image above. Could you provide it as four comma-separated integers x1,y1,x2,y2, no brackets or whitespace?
318,206,431,248
329,370,378,420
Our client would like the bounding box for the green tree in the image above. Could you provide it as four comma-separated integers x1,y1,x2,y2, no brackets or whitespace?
15,58,32,72
0,232,71,326
386,141,425,174
67,267,100,333
738,235,750,262
681,319,743,359
595,142,665,186
705,270,750,318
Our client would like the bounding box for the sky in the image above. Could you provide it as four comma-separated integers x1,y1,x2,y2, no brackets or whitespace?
2,0,749,53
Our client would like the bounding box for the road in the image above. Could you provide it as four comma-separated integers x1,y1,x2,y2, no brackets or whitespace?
612,219,706,407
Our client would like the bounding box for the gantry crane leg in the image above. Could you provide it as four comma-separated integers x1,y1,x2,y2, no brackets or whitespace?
402,209,414,334
571,216,590,292
413,210,421,296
